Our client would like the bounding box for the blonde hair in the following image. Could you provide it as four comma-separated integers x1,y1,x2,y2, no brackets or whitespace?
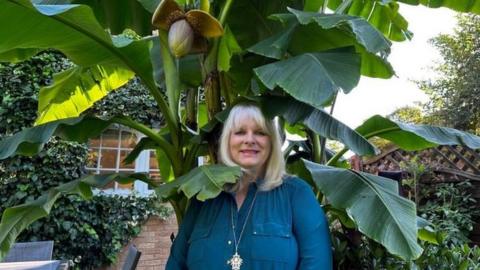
218,104,286,191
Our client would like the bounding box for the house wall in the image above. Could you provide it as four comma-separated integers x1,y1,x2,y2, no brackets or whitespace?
100,215,177,270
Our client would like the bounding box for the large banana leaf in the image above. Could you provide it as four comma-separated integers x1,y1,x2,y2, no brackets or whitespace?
398,0,480,15
258,96,378,156
225,0,305,48
0,116,114,159
35,0,154,36
356,115,480,150
0,173,154,260
156,165,241,201
254,49,361,109
0,0,156,123
303,160,422,260
324,0,480,42
249,9,394,79
35,64,135,125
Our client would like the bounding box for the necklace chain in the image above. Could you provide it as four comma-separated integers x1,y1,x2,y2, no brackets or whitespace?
231,189,258,253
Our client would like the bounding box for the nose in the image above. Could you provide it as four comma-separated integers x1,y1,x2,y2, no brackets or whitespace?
244,132,256,145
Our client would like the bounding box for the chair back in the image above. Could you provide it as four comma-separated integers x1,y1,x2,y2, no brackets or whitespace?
122,244,141,270
3,240,54,262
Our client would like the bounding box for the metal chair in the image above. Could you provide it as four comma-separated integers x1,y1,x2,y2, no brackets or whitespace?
122,244,141,270
3,240,54,262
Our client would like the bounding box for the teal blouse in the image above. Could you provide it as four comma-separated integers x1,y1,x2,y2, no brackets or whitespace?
166,177,333,270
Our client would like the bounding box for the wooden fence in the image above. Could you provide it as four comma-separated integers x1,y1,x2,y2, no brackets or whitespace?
356,145,480,245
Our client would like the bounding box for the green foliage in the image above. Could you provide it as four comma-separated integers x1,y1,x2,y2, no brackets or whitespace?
3,0,480,265
419,14,480,134
388,103,429,125
0,51,170,268
90,77,163,128
0,51,71,135
418,181,480,246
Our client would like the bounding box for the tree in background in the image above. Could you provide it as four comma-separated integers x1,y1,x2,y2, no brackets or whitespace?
387,102,427,125
418,14,480,135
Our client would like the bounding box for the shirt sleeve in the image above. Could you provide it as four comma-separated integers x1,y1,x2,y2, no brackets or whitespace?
165,199,202,270
292,179,333,270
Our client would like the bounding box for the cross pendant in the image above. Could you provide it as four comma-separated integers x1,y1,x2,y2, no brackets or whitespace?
227,252,243,270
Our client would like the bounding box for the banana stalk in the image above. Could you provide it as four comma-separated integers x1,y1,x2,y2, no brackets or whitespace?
204,71,221,121
185,87,198,131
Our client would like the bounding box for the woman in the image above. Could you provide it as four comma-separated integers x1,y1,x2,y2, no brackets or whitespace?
166,103,332,270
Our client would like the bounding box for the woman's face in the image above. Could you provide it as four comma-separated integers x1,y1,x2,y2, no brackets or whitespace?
229,118,271,173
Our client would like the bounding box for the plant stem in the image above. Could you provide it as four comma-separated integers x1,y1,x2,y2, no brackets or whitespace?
319,93,338,163
309,131,322,163
219,0,234,25
335,0,352,14
158,31,181,147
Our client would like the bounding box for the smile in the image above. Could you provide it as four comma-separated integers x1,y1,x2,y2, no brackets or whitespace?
240,150,260,155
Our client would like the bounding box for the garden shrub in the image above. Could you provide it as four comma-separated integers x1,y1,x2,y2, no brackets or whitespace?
0,51,170,269
331,161,480,269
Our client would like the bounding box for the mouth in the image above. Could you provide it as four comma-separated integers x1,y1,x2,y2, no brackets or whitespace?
240,150,259,155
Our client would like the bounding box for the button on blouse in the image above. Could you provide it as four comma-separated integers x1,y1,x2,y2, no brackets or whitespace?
166,176,333,270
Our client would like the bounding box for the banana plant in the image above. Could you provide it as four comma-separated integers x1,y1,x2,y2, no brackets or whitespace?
1,0,480,263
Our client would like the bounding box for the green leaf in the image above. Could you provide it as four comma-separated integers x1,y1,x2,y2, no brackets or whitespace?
36,0,154,35
356,115,480,150
0,48,41,63
0,116,113,159
247,19,298,60
258,96,378,156
328,1,413,42
0,1,156,96
35,65,134,125
123,137,159,164
226,0,305,48
150,36,203,88
417,216,438,244
304,0,325,12
303,160,423,260
155,165,241,201
218,26,242,72
155,148,175,183
266,11,394,78
0,173,153,260
254,50,361,108
287,8,391,54
398,0,480,15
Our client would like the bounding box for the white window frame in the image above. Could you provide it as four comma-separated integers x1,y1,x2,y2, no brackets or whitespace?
87,127,154,197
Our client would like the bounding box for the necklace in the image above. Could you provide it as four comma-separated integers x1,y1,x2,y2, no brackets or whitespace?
227,190,258,270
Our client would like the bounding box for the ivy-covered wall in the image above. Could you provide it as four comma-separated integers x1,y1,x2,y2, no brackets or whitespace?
0,52,169,269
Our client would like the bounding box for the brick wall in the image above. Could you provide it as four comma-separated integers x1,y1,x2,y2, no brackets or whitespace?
100,215,178,270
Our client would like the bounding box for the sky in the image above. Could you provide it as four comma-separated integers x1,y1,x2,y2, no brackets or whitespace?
332,4,458,128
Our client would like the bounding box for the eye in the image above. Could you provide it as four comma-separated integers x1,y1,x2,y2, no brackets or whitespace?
233,129,245,135
255,130,267,136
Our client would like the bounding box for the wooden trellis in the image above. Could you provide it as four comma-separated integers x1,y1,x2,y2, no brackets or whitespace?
356,145,480,245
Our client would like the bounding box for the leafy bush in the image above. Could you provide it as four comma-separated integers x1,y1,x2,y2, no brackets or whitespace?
0,51,170,269
418,181,480,245
331,164,480,269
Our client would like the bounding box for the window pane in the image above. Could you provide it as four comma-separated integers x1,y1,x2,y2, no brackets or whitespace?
102,129,119,148
88,138,101,148
150,151,159,170
119,150,135,169
149,171,162,184
121,130,137,148
100,149,118,169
